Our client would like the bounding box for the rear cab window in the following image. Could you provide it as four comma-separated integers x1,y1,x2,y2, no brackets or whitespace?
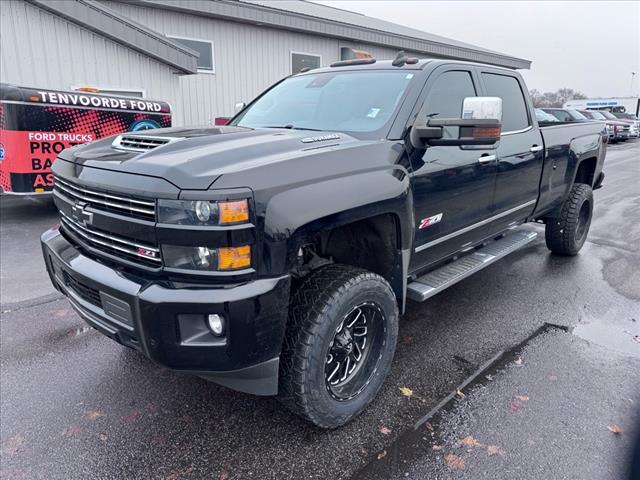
481,73,530,133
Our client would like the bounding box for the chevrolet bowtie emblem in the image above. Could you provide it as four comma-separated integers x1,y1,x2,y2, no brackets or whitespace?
71,201,93,226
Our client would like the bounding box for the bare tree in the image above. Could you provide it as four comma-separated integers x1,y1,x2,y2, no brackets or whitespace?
529,88,588,108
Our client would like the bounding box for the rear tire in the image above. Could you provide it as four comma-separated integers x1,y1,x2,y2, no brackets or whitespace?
545,183,593,256
279,264,398,428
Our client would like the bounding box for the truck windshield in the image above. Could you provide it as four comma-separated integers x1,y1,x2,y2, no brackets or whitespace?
598,111,618,120
586,111,606,120
567,110,588,120
232,71,414,135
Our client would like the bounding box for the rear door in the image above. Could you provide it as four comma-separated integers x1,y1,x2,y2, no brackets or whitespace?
479,70,543,224
409,66,498,271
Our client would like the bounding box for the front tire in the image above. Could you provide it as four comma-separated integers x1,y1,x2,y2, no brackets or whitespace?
545,183,593,256
279,264,398,428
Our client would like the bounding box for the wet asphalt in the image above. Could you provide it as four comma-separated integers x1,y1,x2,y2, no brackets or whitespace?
1,140,639,479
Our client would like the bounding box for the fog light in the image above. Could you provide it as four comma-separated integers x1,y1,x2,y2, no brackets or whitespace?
207,314,225,336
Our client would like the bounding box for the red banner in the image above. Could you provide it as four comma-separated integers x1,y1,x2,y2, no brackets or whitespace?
0,130,94,192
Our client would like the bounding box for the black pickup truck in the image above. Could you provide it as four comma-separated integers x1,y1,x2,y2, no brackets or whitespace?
41,55,605,428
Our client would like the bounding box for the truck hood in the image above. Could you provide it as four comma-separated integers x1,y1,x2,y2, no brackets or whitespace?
59,126,363,190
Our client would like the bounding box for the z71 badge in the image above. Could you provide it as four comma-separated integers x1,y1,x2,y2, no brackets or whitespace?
419,213,443,229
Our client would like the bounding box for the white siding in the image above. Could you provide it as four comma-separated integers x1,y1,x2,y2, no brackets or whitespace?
0,1,182,121
1,1,425,127
107,3,422,125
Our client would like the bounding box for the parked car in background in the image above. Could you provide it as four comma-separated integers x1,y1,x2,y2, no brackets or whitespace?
541,108,608,143
542,108,590,123
609,111,639,137
596,110,633,141
535,108,559,123
579,109,622,143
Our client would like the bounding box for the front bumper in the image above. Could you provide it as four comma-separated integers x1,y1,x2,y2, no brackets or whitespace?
41,227,290,395
615,131,630,140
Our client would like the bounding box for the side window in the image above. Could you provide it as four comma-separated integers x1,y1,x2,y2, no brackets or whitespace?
423,70,476,138
481,73,530,132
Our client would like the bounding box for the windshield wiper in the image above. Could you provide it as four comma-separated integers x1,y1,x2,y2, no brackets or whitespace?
260,125,324,132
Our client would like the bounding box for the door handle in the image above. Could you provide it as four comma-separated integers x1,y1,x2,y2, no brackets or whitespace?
478,154,497,164
530,145,543,153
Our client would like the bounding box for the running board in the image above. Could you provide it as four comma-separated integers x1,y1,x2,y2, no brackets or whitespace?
407,230,537,302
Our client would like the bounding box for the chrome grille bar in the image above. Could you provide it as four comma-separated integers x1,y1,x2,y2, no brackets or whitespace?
54,176,155,218
60,212,161,264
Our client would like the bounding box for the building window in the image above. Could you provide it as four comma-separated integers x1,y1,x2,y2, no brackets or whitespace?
168,36,215,74
71,86,145,98
291,52,321,74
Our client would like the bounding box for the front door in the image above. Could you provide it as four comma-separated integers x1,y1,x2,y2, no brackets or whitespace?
409,68,498,272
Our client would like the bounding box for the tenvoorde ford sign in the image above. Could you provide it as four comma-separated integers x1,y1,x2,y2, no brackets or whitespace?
35,90,168,113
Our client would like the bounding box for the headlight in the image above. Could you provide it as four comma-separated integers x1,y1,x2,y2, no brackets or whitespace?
162,244,251,271
158,199,249,225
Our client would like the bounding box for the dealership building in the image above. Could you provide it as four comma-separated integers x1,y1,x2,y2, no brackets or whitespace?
1,0,530,126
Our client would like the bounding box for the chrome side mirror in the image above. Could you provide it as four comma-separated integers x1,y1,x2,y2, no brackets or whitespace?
410,97,503,148
462,96,502,121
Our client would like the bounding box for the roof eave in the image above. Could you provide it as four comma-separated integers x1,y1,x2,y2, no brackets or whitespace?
117,0,531,69
26,0,199,74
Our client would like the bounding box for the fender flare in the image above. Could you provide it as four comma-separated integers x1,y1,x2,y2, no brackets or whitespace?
264,167,414,308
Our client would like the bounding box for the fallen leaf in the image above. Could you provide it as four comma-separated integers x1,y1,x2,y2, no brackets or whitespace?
459,435,483,448
85,410,105,421
485,374,493,381
99,433,108,442
510,401,523,414
424,421,434,431
400,335,414,345
399,387,413,397
515,395,529,402
377,450,387,460
608,424,623,434
456,390,466,399
514,357,523,365
124,410,139,423
219,470,229,480
166,467,194,480
3,433,26,454
444,453,465,470
432,444,443,451
62,426,81,438
486,445,503,456
379,426,392,435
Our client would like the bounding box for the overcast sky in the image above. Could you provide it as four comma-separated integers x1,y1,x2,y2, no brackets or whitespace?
315,1,640,98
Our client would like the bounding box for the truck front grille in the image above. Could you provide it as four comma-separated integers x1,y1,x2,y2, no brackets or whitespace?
54,176,155,221
60,212,161,267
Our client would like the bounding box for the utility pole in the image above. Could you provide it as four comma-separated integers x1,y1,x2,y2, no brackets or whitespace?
631,72,637,97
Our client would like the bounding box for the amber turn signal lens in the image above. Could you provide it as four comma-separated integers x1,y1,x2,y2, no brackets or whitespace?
471,127,501,138
217,245,251,270
219,199,249,224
